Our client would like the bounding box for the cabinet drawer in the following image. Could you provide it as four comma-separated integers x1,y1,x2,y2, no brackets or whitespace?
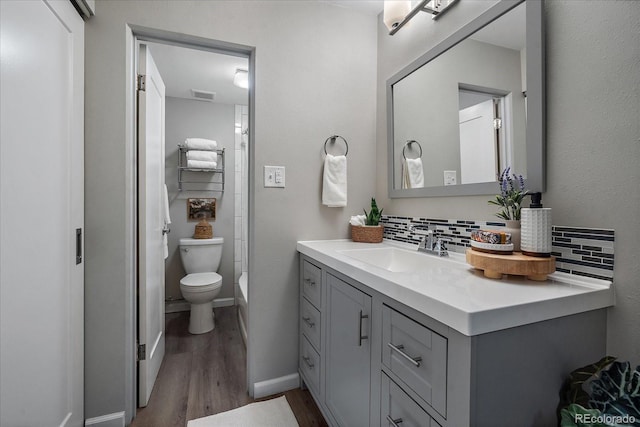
382,305,447,417
382,373,440,427
300,335,321,394
301,297,321,351
301,260,322,308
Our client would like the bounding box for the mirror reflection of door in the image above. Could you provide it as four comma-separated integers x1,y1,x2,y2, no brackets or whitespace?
458,88,510,184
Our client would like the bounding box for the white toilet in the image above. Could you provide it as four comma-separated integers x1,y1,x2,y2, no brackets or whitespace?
179,237,223,334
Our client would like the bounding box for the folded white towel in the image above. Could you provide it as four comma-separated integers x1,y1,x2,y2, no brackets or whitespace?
186,150,218,162
349,215,366,226
322,154,347,207
187,159,217,169
402,158,424,189
184,138,217,151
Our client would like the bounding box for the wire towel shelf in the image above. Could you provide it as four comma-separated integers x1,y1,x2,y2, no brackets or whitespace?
177,146,225,192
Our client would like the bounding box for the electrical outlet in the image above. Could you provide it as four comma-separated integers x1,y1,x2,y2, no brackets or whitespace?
264,166,285,188
444,170,457,186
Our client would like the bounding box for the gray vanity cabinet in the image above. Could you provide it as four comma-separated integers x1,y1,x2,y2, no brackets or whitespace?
298,253,607,427
325,273,372,427
299,259,323,396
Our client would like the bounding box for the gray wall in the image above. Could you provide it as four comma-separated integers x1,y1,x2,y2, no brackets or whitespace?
84,0,377,421
377,0,640,361
164,97,236,301
393,38,525,187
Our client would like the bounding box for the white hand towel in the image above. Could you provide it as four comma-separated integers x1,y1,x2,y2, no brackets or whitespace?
187,159,217,169
184,138,217,151
163,184,171,260
349,215,366,226
402,159,410,189
322,154,347,207
405,158,424,188
186,150,218,162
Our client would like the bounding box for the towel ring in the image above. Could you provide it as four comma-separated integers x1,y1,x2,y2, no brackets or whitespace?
324,135,349,157
402,140,422,160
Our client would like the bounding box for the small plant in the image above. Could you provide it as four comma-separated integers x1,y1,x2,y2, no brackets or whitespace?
488,167,529,220
363,198,383,226
558,356,640,427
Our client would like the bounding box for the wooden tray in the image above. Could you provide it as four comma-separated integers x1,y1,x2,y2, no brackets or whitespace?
466,248,555,281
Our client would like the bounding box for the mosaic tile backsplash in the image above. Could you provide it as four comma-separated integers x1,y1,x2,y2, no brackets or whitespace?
380,215,615,281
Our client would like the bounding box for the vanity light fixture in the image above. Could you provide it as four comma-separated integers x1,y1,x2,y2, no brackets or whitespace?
233,68,248,89
384,0,459,35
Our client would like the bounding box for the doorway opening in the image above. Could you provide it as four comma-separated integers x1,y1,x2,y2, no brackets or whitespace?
130,27,254,414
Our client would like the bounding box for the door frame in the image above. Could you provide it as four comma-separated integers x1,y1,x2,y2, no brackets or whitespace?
125,25,256,414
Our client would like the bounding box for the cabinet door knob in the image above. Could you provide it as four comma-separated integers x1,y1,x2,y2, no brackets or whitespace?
358,310,369,346
388,342,422,367
302,316,315,328
302,356,315,369
386,416,403,426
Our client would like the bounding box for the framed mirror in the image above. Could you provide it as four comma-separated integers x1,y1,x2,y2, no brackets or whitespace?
387,0,545,198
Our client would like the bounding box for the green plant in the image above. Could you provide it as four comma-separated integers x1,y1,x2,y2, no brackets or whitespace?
557,356,640,427
488,167,529,220
363,198,383,226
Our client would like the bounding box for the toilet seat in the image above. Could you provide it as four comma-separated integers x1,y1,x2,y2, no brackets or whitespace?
180,272,222,292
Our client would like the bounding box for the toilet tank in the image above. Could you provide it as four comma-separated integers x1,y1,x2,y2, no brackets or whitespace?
179,237,224,274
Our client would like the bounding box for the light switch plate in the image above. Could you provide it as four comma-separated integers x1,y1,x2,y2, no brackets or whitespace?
264,165,285,188
444,170,457,186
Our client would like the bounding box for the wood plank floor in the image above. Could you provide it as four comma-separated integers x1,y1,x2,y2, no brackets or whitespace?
130,306,327,427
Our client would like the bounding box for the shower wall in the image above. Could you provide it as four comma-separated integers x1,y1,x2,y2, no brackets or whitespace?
234,105,249,296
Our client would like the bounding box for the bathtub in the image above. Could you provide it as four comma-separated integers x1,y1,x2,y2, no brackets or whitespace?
237,272,248,346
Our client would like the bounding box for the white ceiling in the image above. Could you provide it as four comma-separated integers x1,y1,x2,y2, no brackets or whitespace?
145,41,249,105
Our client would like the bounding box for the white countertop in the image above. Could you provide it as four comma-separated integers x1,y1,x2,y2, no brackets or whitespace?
297,239,614,336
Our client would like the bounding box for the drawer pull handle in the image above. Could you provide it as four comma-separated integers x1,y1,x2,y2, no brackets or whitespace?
358,310,369,346
388,343,422,367
302,356,315,369
386,416,403,426
304,278,316,286
302,316,315,328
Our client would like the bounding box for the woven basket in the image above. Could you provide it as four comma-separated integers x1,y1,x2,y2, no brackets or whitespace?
193,218,213,239
351,225,383,243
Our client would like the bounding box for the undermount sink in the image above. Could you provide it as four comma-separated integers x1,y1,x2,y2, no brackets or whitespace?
338,246,456,273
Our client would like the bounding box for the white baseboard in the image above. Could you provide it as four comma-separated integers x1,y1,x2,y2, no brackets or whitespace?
253,373,300,399
165,297,235,313
84,412,125,427
213,297,235,308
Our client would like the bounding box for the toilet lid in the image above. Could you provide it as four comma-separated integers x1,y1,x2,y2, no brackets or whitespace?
180,272,222,288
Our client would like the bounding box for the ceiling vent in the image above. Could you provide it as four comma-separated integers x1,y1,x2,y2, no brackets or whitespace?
191,89,216,102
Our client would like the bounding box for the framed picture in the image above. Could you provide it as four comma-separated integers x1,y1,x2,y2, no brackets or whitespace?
187,198,216,221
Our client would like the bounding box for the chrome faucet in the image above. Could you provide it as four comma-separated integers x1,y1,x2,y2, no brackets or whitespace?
409,225,451,257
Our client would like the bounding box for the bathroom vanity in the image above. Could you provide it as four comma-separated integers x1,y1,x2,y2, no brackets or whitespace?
297,240,614,427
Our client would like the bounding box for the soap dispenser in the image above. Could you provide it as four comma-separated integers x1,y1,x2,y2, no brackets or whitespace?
521,192,552,257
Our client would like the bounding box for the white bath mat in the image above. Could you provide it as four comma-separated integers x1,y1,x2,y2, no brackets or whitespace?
186,396,299,427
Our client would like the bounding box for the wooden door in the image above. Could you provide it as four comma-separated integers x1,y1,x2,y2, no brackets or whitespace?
0,0,84,425
137,44,166,407
325,274,372,427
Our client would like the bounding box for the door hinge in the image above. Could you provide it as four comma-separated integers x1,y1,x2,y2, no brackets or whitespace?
137,74,146,91
137,344,146,361
493,118,503,130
